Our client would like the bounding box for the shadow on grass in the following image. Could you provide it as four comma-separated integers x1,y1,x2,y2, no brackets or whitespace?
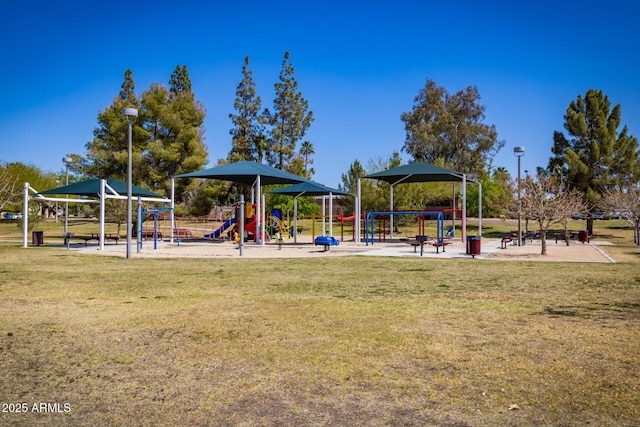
542,302,640,320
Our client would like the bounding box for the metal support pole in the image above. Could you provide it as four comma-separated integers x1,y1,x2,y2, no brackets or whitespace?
126,120,133,258
513,146,525,246
329,193,333,237
517,155,522,246
23,182,29,248
356,178,361,243
137,197,142,253
122,107,138,258
99,179,105,251
170,178,175,244
239,194,245,256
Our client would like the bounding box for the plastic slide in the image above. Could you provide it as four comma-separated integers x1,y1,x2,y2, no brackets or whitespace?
245,219,256,234
205,217,236,239
245,219,267,241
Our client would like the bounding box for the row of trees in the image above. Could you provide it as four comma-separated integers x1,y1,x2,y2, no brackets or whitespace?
1,53,317,220
80,66,208,200
76,53,314,214
2,64,638,248
227,53,314,177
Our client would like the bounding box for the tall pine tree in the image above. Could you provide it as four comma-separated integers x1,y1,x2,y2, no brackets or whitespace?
142,65,208,195
549,89,639,205
267,51,314,172
549,89,639,234
83,67,208,198
85,69,149,183
228,56,265,163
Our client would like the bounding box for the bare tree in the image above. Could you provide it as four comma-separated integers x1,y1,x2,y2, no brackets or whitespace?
601,187,640,245
518,173,588,255
0,161,21,212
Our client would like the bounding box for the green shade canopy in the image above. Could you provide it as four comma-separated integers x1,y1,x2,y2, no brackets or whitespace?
176,161,309,185
363,162,464,184
37,178,164,198
267,181,352,197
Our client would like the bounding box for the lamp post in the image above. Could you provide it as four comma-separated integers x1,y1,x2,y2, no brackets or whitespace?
514,146,525,246
122,107,138,259
62,157,72,236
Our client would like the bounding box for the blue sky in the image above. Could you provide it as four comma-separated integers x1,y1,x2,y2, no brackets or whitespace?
1,0,639,188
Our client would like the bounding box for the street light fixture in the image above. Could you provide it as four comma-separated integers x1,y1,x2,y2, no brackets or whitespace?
514,146,525,246
62,157,72,236
122,108,138,259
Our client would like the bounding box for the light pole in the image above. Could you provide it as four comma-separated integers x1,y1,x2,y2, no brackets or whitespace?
514,146,525,246
63,157,72,236
122,107,138,259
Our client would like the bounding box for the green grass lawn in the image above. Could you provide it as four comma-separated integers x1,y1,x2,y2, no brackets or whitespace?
0,219,639,426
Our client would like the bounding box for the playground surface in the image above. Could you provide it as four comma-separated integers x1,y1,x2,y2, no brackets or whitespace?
74,235,615,263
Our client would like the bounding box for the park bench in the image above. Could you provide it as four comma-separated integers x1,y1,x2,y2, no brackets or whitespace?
429,239,451,253
407,236,450,255
524,230,539,243
501,235,513,249
174,228,192,238
64,233,120,246
141,230,163,240
554,230,589,243
502,231,533,248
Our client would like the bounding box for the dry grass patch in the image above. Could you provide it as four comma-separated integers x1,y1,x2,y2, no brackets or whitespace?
0,244,639,426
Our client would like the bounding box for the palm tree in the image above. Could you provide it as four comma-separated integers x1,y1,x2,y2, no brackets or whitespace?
300,140,315,172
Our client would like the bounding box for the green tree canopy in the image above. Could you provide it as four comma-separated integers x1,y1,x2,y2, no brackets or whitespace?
549,89,640,209
401,79,505,177
267,51,314,173
339,159,367,215
82,67,208,201
228,56,266,163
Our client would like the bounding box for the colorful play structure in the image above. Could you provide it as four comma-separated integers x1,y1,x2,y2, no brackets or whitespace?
202,203,259,241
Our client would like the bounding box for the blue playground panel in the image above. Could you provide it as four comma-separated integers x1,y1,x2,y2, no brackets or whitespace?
205,217,236,239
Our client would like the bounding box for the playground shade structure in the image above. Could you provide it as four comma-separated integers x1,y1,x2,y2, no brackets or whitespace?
267,181,352,198
176,161,310,185
360,161,474,243
37,178,164,198
363,161,464,183
176,161,310,247
268,181,353,243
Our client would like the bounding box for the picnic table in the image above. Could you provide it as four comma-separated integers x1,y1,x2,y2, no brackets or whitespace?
406,235,451,255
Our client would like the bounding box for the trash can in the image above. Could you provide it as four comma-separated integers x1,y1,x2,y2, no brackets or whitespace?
466,235,481,257
32,231,44,246
578,230,589,243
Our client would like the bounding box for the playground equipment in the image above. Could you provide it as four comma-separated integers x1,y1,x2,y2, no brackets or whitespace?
204,217,236,239
268,208,295,240
335,213,363,241
360,209,462,243
139,206,173,251
314,235,340,251
199,202,264,242
365,211,445,246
